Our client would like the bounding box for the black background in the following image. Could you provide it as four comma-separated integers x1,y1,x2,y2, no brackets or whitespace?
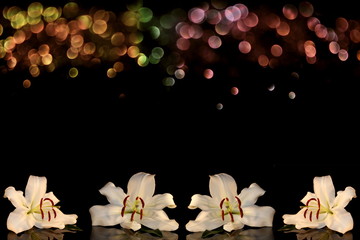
1,0,360,239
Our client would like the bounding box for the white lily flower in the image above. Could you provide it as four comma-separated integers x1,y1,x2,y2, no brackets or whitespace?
4,175,78,234
89,172,179,231
282,175,356,234
186,173,275,232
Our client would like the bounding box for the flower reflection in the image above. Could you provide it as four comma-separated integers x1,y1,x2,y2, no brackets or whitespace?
186,227,273,240
7,227,73,240
289,228,353,240
91,226,178,240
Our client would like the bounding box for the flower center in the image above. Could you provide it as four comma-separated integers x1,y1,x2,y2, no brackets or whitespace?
121,195,145,221
37,197,57,221
219,196,243,222
303,197,324,221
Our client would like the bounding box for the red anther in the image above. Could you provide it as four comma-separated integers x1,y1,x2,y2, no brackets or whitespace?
131,211,136,221
304,209,308,218
44,198,55,206
222,210,225,220
53,209,57,218
139,197,145,208
229,212,234,222
121,196,130,217
220,198,226,208
309,211,313,222
140,209,143,220
235,196,243,217
48,211,51,221
306,198,317,206
40,198,44,219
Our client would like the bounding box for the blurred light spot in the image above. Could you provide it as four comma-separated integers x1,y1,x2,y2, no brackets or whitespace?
306,56,317,64
216,103,223,110
162,77,175,86
69,67,78,78
215,22,231,36
151,47,164,60
149,26,160,39
160,14,177,29
357,50,360,61
4,37,16,51
276,22,290,36
208,35,222,49
29,64,40,77
83,42,96,55
231,87,239,95
11,11,27,29
14,30,26,44
113,62,124,72
92,20,107,35
338,49,348,61
350,29,360,43
189,7,205,24
30,20,44,34
7,56,17,69
129,32,144,44
314,24,327,39
175,69,185,79
139,7,153,23
329,41,340,54
258,54,269,67
28,2,43,18
291,72,300,80
225,6,241,22
299,1,314,17
268,84,275,91
71,35,84,48
264,13,280,29
307,17,320,31
304,40,316,57
128,46,140,58
43,7,60,23
289,91,296,99
206,9,221,25
77,15,93,30
107,68,117,78
63,2,79,19
271,44,283,57
204,68,214,79
238,40,251,53
243,12,258,28
336,17,348,33
67,47,79,59
23,79,31,88
137,53,149,67
176,38,190,51
0,24,3,36
283,4,298,20
42,54,53,65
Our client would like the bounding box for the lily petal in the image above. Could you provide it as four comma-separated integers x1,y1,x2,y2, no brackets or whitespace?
300,192,317,205
238,183,265,207
188,194,216,210
186,211,224,232
4,187,27,209
209,173,237,203
120,218,142,231
334,187,356,209
25,175,47,209
313,175,335,208
35,209,77,229
141,210,179,231
283,208,326,229
241,205,275,227
223,217,244,232
127,172,155,203
99,182,126,206
7,208,36,234
43,192,60,205
147,193,177,209
325,208,353,234
90,205,124,226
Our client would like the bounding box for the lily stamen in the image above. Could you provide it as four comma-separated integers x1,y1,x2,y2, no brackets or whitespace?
303,197,321,222
39,197,57,221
